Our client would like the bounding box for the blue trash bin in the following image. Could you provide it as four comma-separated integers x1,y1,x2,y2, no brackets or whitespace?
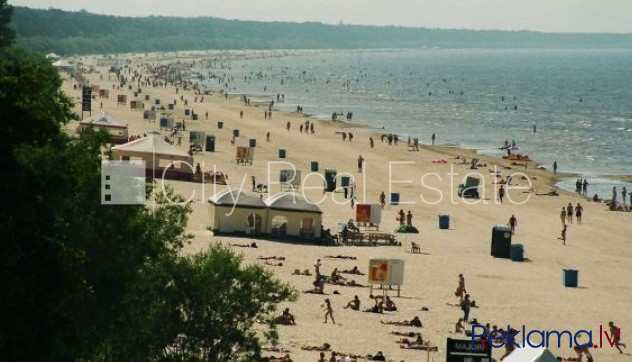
311,161,319,172
278,149,286,159
249,139,256,147
390,193,400,205
510,244,524,261
563,269,578,287
217,121,223,129
233,129,239,137
439,214,450,229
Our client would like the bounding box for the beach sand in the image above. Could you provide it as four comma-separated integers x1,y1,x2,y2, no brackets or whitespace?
60,54,631,361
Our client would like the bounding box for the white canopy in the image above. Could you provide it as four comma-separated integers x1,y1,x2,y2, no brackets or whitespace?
80,112,127,128
503,346,557,362
264,192,322,214
112,132,190,158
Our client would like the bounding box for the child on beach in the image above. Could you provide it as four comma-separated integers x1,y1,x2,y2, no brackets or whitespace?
323,299,335,324
558,224,567,245
560,207,567,226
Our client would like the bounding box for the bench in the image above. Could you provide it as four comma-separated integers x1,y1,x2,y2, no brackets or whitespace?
411,241,421,254
366,232,397,245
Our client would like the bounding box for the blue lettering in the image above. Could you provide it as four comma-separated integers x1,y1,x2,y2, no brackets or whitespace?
527,330,546,348
574,330,593,348
471,325,487,348
546,330,573,348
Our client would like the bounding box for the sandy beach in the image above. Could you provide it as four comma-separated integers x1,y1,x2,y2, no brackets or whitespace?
61,53,631,361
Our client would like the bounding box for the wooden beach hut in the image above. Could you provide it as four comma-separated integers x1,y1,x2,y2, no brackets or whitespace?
209,189,268,235
265,193,322,240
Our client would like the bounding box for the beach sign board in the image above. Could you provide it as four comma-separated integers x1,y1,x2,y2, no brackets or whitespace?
82,84,92,112
446,338,491,362
367,258,404,286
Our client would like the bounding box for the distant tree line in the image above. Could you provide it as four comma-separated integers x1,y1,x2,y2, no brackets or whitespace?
11,6,632,55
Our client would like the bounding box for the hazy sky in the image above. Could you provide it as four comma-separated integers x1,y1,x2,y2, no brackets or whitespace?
9,0,632,34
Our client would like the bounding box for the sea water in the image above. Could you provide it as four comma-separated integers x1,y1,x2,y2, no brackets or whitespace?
196,48,632,199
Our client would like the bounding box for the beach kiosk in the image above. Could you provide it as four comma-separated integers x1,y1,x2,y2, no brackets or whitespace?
111,132,193,181
265,193,322,240
78,112,128,144
355,204,382,229
209,189,268,235
367,258,404,297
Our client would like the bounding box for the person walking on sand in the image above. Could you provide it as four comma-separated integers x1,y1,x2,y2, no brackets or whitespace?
266,132,270,142
567,203,574,223
348,132,354,142
379,191,386,209
342,132,347,142
299,124,303,133
406,211,413,226
558,224,567,245
498,185,505,204
314,258,322,278
575,203,583,223
612,186,617,203
431,133,436,146
560,207,567,226
239,110,243,119
608,321,626,354
582,179,589,195
398,209,405,226
509,214,517,234
553,161,558,175
357,155,364,173
461,294,472,322
455,274,467,301
324,299,335,324
264,111,267,120
370,137,374,148
286,121,291,131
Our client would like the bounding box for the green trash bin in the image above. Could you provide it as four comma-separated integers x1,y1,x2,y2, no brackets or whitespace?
491,225,512,258
324,169,337,192
205,135,215,152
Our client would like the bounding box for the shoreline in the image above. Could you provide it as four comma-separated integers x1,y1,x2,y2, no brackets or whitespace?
184,50,631,197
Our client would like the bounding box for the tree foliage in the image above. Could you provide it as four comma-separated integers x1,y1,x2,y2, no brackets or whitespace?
1,4,297,360
10,6,632,55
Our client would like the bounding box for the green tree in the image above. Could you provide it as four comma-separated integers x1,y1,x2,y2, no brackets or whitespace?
0,0,13,48
103,244,298,361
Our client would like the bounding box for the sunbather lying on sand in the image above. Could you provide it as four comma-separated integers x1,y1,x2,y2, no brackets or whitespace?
391,331,419,337
325,255,357,260
400,344,438,351
265,261,283,267
261,354,293,362
262,347,291,353
340,266,364,275
230,242,258,248
259,256,286,260
381,316,422,327
396,333,423,346
301,343,331,351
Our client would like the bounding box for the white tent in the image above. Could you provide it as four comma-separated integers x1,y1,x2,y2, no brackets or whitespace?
209,188,268,235
265,193,322,240
79,112,128,143
112,132,194,180
503,346,557,362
